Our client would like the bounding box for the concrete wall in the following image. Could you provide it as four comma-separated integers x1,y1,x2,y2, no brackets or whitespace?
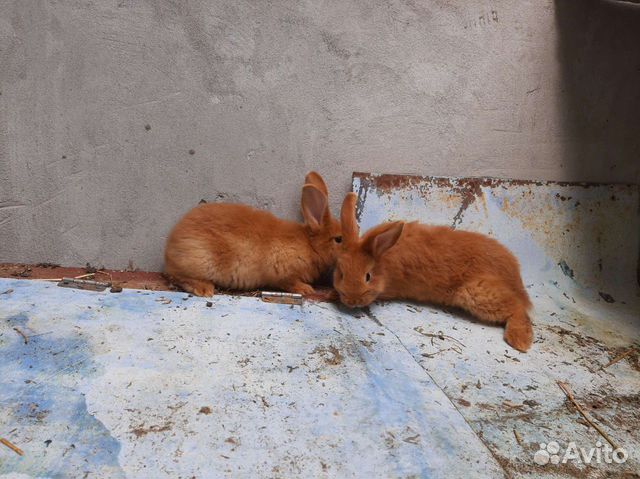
1,0,639,270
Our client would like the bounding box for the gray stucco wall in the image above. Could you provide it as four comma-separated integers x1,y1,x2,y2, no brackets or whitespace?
1,0,639,270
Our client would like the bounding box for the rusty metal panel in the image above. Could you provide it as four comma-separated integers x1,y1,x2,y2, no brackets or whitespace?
0,173,638,478
351,172,640,477
353,172,639,301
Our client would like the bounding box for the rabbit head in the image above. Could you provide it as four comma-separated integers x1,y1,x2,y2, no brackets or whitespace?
301,172,342,267
333,192,404,307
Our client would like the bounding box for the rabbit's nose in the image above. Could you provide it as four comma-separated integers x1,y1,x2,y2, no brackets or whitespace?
340,296,359,308
344,298,366,308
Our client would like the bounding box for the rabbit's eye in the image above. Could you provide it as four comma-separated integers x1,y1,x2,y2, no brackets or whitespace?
365,272,371,283
333,236,342,244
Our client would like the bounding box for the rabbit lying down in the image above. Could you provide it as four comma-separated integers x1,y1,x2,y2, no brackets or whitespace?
165,175,532,352
164,172,342,297
333,193,534,352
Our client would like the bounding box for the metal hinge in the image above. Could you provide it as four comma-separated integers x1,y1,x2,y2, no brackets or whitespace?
261,291,303,305
57,277,111,292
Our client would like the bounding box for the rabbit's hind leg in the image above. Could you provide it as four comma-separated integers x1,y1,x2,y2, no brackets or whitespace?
164,244,216,297
453,275,533,352
503,309,533,353
167,274,215,297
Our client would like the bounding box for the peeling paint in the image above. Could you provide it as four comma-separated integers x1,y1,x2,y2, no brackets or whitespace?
352,172,640,300
0,279,505,478
349,171,640,477
1,172,638,478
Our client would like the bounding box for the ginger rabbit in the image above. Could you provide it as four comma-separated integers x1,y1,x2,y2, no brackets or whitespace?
333,192,533,352
164,172,341,297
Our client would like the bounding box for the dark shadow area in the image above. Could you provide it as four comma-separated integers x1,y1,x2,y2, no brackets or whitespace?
555,0,640,184
555,0,640,293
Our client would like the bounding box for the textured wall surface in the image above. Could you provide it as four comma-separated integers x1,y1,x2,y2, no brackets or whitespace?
1,0,639,270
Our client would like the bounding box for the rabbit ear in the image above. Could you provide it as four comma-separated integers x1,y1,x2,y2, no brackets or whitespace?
304,172,329,197
363,221,404,258
340,192,359,244
301,184,328,230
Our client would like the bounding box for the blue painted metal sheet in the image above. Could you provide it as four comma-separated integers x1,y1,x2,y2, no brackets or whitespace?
351,172,640,477
353,173,639,301
0,279,503,478
1,172,638,478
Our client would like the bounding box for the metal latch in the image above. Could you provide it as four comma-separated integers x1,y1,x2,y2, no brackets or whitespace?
261,291,303,305
58,277,111,292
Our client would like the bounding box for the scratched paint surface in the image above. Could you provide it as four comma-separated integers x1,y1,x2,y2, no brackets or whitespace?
1,174,639,479
353,173,639,301
0,279,504,478
351,172,640,477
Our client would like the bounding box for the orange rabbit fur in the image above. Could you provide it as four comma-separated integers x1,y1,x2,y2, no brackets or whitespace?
164,172,341,297
333,193,533,352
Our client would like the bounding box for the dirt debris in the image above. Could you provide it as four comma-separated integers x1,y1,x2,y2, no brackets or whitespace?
13,327,28,344
0,438,23,456
35,262,60,268
598,292,616,303
557,381,618,450
131,422,172,438
601,347,639,372
11,266,31,278
1,262,340,301
312,345,344,366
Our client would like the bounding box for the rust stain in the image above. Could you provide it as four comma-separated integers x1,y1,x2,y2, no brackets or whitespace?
353,172,639,232
353,172,637,191
312,345,344,366
555,193,573,202
0,262,339,302
450,179,484,228
354,172,639,258
354,172,639,235
0,263,174,291
353,173,504,228
131,422,172,438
